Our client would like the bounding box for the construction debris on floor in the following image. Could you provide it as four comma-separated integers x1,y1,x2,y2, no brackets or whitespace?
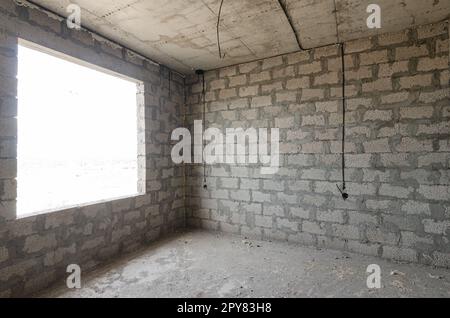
39,231,450,298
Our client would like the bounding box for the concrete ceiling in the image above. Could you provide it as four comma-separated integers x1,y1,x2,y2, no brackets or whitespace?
29,0,450,74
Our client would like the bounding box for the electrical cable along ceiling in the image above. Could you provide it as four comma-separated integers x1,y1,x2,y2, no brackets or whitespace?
27,0,450,73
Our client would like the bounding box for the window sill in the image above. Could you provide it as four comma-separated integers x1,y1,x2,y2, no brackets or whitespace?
16,192,146,220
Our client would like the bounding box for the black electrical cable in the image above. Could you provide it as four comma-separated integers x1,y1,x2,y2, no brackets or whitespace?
196,70,208,189
202,73,206,187
217,0,226,59
279,0,348,200
206,0,348,73
183,76,187,228
340,44,346,187
337,43,348,200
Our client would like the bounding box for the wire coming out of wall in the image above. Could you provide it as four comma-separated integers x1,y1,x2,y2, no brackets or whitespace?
195,69,208,189
183,77,187,227
278,0,348,200
214,0,349,199
336,43,348,200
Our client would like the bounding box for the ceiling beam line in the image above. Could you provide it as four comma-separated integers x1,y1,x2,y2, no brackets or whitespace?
277,0,344,50
276,0,305,50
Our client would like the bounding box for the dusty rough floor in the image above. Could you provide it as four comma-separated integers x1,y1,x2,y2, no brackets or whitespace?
38,230,450,298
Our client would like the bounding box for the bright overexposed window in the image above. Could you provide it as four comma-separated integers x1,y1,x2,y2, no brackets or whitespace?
17,40,142,217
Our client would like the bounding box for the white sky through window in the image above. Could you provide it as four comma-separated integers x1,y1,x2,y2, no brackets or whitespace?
17,43,140,216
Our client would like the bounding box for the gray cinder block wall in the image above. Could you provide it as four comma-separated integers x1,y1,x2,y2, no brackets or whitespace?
0,1,185,297
0,0,449,298
185,20,450,268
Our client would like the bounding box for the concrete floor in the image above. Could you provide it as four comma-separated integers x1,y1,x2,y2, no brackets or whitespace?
39,230,450,298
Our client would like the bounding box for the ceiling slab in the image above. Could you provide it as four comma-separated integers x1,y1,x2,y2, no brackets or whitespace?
285,0,339,49
28,0,299,73
28,0,450,74
337,0,450,42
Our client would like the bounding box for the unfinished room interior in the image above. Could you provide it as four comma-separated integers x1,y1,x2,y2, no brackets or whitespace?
0,0,449,300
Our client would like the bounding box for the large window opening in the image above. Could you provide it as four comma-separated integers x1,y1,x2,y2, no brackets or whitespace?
17,40,143,217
